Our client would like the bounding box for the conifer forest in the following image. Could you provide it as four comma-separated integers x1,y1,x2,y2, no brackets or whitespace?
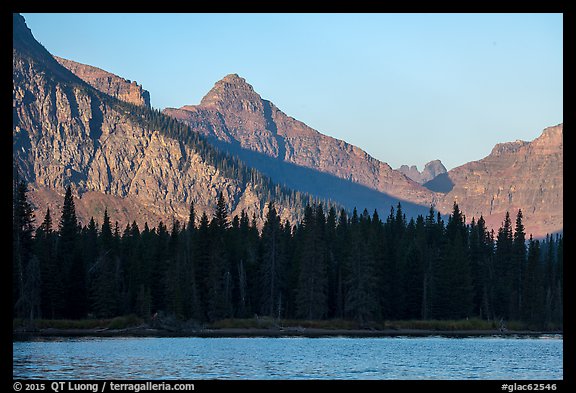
13,181,562,329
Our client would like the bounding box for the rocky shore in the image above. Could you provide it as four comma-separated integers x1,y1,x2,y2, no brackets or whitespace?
13,326,561,340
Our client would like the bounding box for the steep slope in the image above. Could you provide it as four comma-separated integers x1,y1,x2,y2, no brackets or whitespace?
163,74,439,217
13,14,316,229
436,124,563,237
397,159,447,185
54,56,151,107
164,75,562,236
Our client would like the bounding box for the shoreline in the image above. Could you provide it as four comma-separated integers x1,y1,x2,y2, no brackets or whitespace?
13,326,563,340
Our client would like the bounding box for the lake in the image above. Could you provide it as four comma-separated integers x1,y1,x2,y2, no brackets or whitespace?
13,336,562,380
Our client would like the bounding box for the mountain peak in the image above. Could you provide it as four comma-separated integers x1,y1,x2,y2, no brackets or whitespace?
221,73,247,83
200,74,258,108
396,159,447,184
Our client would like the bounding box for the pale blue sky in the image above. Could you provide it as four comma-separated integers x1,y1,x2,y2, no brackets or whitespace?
21,13,563,170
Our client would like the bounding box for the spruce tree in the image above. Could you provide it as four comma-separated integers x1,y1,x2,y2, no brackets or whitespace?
207,192,232,321
324,206,338,319
36,208,60,319
295,204,328,319
13,180,38,322
195,212,211,321
165,221,186,318
57,185,87,318
137,223,154,318
511,209,526,320
494,212,514,320
260,202,286,318
401,215,426,320
91,209,119,318
433,202,472,319
522,235,542,325
183,203,200,320
468,215,495,320
333,209,349,319
344,208,378,323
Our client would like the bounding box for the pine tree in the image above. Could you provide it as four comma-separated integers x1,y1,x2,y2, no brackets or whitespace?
522,235,542,325
401,215,426,320
90,209,119,318
553,235,563,325
295,204,328,319
82,217,98,314
57,185,87,318
151,221,169,314
207,192,232,321
13,180,39,323
195,212,211,321
36,208,61,319
433,202,472,319
122,221,144,317
344,208,378,323
260,202,286,318
183,203,200,320
325,206,338,318
165,221,186,318
468,215,495,320
332,209,349,319
494,211,513,320
511,209,526,320
137,223,154,318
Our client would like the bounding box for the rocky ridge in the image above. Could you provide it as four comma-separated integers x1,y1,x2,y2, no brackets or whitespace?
397,160,447,185
54,56,151,108
13,14,306,229
436,124,563,237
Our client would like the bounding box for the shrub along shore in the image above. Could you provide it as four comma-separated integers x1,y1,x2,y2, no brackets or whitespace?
13,316,562,339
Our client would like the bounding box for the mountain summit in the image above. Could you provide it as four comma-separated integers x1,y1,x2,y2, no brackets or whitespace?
397,160,447,185
164,75,438,217
200,73,258,109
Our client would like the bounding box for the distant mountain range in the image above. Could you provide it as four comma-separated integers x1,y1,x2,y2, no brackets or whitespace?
396,160,447,185
13,14,562,237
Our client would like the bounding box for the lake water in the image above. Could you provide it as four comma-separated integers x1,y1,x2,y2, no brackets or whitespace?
13,336,562,380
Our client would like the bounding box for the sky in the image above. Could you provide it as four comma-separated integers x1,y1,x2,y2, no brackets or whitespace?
21,13,563,171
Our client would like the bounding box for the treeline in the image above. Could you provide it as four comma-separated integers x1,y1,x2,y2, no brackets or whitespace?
13,182,562,329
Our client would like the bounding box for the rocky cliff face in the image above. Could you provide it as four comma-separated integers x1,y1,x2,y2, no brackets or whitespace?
13,14,300,229
54,56,151,108
164,74,439,216
436,124,563,237
397,159,447,184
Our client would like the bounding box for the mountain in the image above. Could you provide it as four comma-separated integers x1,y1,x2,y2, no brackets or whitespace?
164,76,562,237
13,14,562,237
397,159,447,185
163,74,439,217
435,124,563,238
54,56,151,108
13,14,318,229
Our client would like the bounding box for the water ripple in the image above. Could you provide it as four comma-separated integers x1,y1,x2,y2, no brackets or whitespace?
13,336,562,380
